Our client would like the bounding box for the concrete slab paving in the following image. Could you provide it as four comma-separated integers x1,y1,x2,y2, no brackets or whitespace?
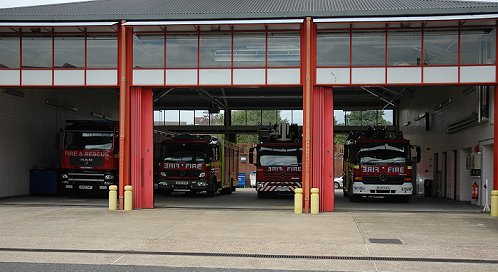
0,189,496,271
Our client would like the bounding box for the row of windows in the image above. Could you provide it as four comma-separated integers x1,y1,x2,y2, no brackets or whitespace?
153,110,304,126
317,28,496,67
1,27,493,69
153,109,392,127
0,34,117,69
133,32,301,69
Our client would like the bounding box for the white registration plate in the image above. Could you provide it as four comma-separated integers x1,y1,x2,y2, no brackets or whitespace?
79,185,93,190
176,181,189,185
376,186,390,190
275,186,289,191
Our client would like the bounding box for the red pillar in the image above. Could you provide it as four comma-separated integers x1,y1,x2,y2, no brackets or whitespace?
302,17,313,212
323,88,335,211
312,87,335,212
130,87,154,209
494,86,498,191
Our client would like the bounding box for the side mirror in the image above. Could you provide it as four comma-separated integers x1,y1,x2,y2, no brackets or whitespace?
249,147,255,164
414,146,421,163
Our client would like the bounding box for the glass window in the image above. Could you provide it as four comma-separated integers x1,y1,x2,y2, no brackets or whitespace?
200,32,231,68
280,110,292,123
316,32,350,66
233,32,266,67
0,37,20,68
166,33,198,68
133,34,164,68
154,110,164,126
246,110,262,125
210,110,224,126
180,110,194,125
262,110,277,125
334,110,345,125
352,32,385,66
388,31,422,66
379,110,394,125
194,110,210,125
460,28,496,65
345,111,362,126
164,110,179,125
22,35,52,68
231,110,246,125
362,110,378,126
292,110,303,126
423,30,458,65
87,35,117,68
54,35,84,68
268,32,300,67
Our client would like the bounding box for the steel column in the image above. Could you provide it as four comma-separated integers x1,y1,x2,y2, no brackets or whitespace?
130,87,154,209
118,21,130,209
322,87,335,211
302,17,313,212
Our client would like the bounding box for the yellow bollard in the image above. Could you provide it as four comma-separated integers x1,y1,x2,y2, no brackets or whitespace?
491,190,498,217
108,185,117,211
311,188,319,214
294,188,303,214
124,185,133,211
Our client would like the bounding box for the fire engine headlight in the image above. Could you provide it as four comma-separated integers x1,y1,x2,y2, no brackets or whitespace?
160,172,167,177
197,181,208,186
61,174,68,179
104,174,114,180
199,172,206,178
62,180,70,184
103,181,112,186
159,181,168,186
401,187,412,191
354,186,366,191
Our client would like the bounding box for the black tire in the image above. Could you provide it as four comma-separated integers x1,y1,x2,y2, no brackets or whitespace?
334,182,340,189
398,196,410,203
163,190,172,196
232,186,236,192
207,183,216,197
350,194,360,202
257,191,265,199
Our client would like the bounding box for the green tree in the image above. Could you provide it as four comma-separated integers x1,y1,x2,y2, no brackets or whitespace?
216,110,283,144
345,110,392,126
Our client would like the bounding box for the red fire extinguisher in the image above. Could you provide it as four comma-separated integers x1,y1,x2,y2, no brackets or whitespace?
471,182,479,200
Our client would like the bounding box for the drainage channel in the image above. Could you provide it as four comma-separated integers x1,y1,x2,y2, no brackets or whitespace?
0,248,497,265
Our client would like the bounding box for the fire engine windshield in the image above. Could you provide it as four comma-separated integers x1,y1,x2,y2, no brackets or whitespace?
65,131,113,150
162,143,210,163
357,143,409,164
259,147,302,167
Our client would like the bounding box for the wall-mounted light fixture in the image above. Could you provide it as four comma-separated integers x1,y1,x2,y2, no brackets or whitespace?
414,112,427,122
45,99,78,112
90,112,104,119
2,88,24,98
61,104,78,112
433,98,452,111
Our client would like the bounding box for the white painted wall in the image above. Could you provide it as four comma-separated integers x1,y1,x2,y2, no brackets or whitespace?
399,86,494,203
0,88,119,197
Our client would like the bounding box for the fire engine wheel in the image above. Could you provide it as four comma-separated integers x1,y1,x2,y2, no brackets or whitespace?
343,187,349,197
257,192,266,199
350,194,361,202
207,183,216,197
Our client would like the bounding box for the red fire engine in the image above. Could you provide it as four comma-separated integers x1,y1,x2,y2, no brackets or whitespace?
249,122,302,198
343,128,420,202
157,134,239,196
60,120,119,193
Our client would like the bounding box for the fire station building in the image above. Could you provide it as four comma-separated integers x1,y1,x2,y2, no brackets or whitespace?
1,0,498,212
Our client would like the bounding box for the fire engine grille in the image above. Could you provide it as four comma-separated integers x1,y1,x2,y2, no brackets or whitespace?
70,156,104,167
0,247,497,264
67,172,104,182
165,170,201,178
362,176,404,185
